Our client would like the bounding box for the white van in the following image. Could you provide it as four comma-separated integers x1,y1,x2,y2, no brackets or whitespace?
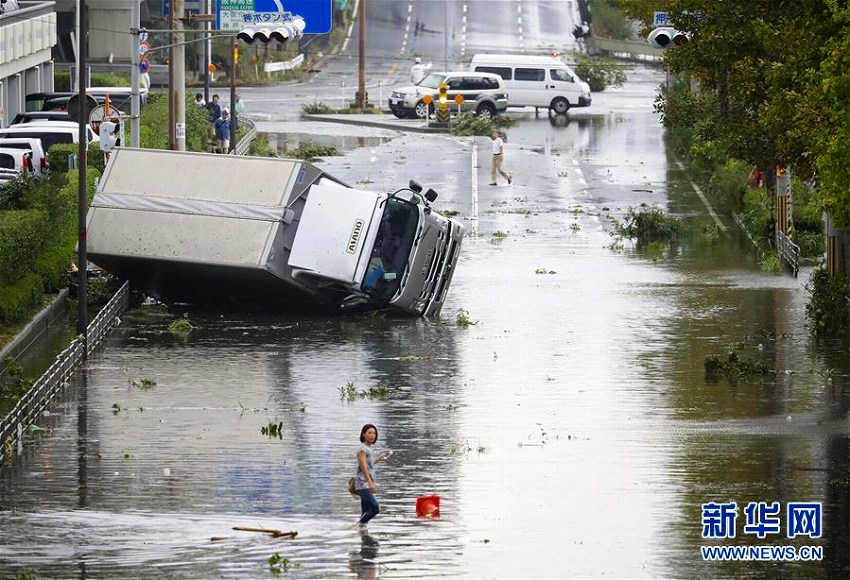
470,54,592,114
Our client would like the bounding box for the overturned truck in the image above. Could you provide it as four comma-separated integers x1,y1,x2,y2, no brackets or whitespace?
86,148,464,317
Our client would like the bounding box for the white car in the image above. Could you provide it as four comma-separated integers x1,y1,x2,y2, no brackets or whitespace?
0,146,34,175
0,138,48,178
389,72,509,119
0,121,98,154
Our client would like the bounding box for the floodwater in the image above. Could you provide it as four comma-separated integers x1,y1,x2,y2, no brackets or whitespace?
3,67,850,579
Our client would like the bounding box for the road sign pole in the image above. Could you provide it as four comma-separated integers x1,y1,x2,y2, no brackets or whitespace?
77,0,88,348
131,0,140,147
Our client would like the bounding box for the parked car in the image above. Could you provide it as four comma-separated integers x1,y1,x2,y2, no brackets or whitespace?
0,138,49,177
389,71,508,119
11,111,72,124
0,121,98,154
0,147,34,175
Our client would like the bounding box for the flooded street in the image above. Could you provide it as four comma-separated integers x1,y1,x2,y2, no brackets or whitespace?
2,66,850,578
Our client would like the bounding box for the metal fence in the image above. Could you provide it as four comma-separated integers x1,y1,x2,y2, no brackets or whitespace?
777,230,800,277
233,117,257,156
0,281,130,467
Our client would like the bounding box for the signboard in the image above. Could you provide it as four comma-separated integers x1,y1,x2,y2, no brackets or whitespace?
139,61,150,74
653,11,670,26
218,0,332,34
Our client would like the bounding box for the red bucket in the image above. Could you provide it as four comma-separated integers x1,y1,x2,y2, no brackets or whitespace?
416,495,441,518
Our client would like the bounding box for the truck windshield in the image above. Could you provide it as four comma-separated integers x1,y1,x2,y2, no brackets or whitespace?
361,198,419,302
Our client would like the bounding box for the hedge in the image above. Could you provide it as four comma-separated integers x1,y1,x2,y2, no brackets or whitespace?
0,209,49,285
0,273,44,324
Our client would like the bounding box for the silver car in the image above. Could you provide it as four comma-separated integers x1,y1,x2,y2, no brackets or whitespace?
389,72,509,119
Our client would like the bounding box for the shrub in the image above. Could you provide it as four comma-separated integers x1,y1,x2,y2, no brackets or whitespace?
708,158,749,213
0,273,44,324
301,100,335,115
589,0,631,40
805,268,850,338
573,55,627,92
616,204,682,246
0,209,49,284
450,112,493,136
283,143,340,161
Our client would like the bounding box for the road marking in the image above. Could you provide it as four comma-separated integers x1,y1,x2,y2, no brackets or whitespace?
341,0,360,52
471,138,479,237
674,159,728,232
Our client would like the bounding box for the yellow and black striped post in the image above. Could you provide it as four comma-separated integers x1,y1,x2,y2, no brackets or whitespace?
824,213,846,275
435,82,450,124
775,165,793,237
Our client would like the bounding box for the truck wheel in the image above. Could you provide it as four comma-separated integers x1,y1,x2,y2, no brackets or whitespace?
414,101,430,119
550,98,570,114
475,102,496,119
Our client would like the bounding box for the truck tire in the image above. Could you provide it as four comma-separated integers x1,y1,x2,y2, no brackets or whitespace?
475,102,497,119
414,101,430,119
550,98,570,114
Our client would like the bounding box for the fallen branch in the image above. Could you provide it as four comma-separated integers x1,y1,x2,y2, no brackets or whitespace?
232,526,298,539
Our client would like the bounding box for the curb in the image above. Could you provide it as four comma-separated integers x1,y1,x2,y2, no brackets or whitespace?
306,114,449,134
0,289,69,379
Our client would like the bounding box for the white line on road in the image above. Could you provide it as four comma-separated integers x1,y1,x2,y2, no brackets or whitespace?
341,0,360,52
675,159,728,232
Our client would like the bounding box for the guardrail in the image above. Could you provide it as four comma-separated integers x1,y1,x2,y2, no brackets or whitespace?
589,36,663,62
0,281,130,468
233,117,257,156
777,230,800,277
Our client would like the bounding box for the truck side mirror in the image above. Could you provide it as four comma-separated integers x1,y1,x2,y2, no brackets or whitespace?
424,189,438,203
409,180,423,193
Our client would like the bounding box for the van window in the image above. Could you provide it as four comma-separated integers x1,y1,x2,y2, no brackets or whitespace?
550,69,573,82
515,68,545,82
475,66,512,81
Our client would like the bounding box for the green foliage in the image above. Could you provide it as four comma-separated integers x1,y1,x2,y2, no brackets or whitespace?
168,313,196,336
283,143,341,161
46,144,79,174
0,274,44,324
54,71,129,91
707,158,748,213
805,268,850,338
301,100,335,115
450,112,493,136
86,274,120,309
704,350,769,385
338,381,392,401
455,308,478,328
248,136,273,157
739,186,774,249
573,55,627,92
589,0,632,40
689,139,728,174
139,93,211,152
0,209,50,285
616,204,682,246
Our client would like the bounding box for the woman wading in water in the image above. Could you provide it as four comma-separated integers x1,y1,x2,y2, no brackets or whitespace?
355,424,390,529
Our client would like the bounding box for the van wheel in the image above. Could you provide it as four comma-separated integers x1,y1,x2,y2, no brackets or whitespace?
414,101,430,119
475,102,496,119
550,98,570,114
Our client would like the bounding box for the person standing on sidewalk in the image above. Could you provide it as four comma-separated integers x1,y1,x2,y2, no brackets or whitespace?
214,110,230,153
355,424,390,530
489,130,512,186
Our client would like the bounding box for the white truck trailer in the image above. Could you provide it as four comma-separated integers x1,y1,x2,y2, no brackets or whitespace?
85,148,464,317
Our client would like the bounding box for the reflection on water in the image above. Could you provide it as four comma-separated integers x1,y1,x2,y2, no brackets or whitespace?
261,131,392,157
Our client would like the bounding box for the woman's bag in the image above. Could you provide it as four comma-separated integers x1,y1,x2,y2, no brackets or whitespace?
348,477,357,495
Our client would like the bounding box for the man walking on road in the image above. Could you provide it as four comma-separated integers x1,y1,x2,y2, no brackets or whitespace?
489,130,512,186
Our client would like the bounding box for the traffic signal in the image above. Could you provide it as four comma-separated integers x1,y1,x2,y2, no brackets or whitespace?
647,27,689,49
237,16,305,45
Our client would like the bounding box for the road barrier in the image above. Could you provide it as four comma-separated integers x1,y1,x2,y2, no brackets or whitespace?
0,281,130,468
233,117,256,156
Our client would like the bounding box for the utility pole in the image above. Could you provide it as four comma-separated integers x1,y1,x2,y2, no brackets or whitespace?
130,0,140,147
230,37,237,153
76,0,88,346
204,0,211,102
168,1,175,149
355,0,367,108
175,0,186,151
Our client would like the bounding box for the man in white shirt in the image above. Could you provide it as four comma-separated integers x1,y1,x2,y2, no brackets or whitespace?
489,130,512,186
410,57,432,84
